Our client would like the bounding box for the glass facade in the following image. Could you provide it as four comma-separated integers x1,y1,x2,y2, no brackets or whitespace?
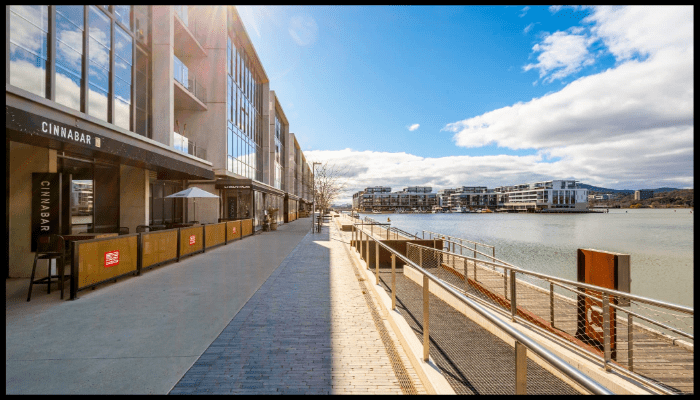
274,115,283,190
226,35,262,181
8,6,150,137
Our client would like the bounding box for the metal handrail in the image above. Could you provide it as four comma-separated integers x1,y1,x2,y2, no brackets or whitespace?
352,224,614,395
423,229,494,250
410,243,693,315
443,239,516,269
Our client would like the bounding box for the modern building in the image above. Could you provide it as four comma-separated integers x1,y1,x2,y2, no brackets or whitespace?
6,6,313,278
494,180,588,212
634,190,654,201
352,186,438,211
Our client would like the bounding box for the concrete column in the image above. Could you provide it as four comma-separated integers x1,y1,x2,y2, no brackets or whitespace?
260,85,271,185
151,6,175,147
120,165,149,234
9,142,50,277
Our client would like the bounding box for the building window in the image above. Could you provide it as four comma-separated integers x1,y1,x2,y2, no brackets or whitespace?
226,34,262,181
114,24,133,130
55,6,84,111
9,6,49,97
88,6,111,122
9,6,146,133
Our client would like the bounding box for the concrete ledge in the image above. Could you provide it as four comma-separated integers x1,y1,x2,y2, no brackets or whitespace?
403,265,658,394
336,223,454,395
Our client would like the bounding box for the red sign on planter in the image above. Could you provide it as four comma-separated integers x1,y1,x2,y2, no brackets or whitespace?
189,235,196,245
105,250,119,267
232,227,237,234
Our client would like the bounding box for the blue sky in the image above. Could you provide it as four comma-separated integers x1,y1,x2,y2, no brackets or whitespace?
239,6,693,202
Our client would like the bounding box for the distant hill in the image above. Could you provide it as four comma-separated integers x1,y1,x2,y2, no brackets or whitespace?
578,184,680,194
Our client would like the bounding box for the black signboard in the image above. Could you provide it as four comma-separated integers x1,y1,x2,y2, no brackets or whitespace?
32,173,62,251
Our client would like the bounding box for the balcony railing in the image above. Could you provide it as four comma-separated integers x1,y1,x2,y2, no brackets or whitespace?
173,5,207,49
173,131,207,160
174,55,207,104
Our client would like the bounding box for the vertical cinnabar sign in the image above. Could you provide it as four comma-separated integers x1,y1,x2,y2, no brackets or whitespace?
31,173,61,252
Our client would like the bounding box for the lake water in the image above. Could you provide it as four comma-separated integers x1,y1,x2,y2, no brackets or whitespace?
371,209,694,308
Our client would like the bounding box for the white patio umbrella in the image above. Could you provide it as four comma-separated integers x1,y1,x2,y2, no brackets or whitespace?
165,187,219,223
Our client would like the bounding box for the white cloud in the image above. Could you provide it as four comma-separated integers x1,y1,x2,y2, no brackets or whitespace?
523,30,596,83
442,6,693,191
408,124,420,131
304,145,693,205
523,23,536,34
520,6,530,18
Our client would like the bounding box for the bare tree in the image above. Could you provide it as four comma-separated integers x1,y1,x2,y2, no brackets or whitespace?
305,161,349,214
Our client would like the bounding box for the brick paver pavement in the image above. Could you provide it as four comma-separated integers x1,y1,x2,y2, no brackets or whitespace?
170,221,425,394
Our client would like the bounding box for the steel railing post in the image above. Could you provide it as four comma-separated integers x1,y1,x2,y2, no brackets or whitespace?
419,247,423,269
366,233,370,270
463,258,469,291
474,257,478,282
628,313,634,372
391,254,396,310
423,273,430,362
511,270,517,321
375,241,379,285
550,282,555,328
603,295,611,371
504,267,509,300
515,341,527,395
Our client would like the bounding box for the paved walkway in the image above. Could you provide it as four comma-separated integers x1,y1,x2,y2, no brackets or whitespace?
170,220,426,394
6,220,310,394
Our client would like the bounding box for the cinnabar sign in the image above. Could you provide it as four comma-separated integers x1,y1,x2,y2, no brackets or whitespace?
31,173,61,252
189,235,196,245
105,250,120,267
232,226,237,234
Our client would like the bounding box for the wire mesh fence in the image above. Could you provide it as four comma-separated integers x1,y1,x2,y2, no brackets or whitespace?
405,243,694,394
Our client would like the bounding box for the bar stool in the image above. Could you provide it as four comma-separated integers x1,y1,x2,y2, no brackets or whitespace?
27,234,68,301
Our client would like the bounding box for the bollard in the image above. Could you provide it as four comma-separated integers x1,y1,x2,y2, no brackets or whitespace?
423,273,430,362
391,254,396,310
515,341,527,394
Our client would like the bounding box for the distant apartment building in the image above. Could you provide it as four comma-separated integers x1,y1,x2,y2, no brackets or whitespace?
495,180,588,212
634,190,654,201
352,186,438,211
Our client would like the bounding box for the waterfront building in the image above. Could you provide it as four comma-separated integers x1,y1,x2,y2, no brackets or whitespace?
494,179,588,212
634,190,654,201
6,6,312,278
352,186,438,211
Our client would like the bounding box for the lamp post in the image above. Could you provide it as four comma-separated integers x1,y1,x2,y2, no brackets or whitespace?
311,162,320,233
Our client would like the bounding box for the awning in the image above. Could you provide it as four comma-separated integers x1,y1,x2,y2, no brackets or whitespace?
215,178,286,197
6,96,214,181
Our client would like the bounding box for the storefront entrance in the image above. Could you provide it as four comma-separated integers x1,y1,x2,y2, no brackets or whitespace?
226,196,238,220
59,155,120,234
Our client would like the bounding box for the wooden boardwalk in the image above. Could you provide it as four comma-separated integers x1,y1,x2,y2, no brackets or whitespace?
438,255,694,394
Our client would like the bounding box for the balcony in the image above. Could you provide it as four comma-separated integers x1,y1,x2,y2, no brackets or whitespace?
173,131,207,160
173,6,207,59
174,56,207,111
